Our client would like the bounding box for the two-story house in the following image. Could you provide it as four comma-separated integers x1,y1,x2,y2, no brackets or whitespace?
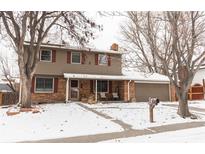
24,43,171,104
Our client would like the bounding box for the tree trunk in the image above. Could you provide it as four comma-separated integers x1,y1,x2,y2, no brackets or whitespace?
20,76,32,108
177,92,191,118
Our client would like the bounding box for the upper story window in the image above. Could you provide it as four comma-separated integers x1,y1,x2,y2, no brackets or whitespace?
71,52,81,64
40,50,52,62
98,54,108,65
35,77,54,93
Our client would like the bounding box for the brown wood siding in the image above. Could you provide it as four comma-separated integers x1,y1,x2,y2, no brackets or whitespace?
108,55,111,66
82,52,86,64
32,47,122,76
95,54,98,65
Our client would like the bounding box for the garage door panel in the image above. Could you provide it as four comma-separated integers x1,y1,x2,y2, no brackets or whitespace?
135,83,169,102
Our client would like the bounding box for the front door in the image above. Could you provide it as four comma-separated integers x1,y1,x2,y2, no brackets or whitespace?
70,80,79,100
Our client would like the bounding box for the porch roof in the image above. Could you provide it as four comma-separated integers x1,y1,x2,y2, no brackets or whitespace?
63,72,170,84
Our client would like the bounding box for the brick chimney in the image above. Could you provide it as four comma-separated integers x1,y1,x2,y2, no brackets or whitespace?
110,43,118,51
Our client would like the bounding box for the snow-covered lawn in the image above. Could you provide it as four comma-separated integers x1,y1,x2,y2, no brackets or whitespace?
0,103,123,142
189,100,205,109
102,126,205,143
1,101,205,143
84,101,205,130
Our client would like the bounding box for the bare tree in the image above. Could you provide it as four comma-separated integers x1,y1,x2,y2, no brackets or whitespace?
0,11,99,108
0,54,16,92
122,11,205,118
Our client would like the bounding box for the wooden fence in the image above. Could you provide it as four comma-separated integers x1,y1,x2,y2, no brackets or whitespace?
0,92,19,106
171,81,205,101
188,84,204,100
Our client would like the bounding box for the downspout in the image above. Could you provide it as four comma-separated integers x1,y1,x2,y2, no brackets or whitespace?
65,78,69,103
128,80,132,102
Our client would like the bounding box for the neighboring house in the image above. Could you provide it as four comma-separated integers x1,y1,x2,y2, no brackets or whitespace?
0,83,13,92
24,43,170,103
0,79,17,106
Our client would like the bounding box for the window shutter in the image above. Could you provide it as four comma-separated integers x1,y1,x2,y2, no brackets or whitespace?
54,78,58,93
67,51,71,64
31,77,35,93
52,50,56,62
108,55,111,66
81,53,86,64
90,80,93,93
95,54,98,65
109,80,112,93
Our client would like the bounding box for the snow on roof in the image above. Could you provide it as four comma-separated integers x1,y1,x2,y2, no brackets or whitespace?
122,71,170,83
24,42,123,55
0,77,20,84
64,71,170,83
0,83,12,92
200,64,205,69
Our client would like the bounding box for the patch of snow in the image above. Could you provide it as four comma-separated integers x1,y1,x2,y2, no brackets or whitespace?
85,102,205,130
102,126,205,143
189,100,205,109
0,103,123,142
122,70,170,83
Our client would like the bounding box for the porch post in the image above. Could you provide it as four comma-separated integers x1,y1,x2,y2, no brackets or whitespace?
95,79,97,102
128,80,131,101
66,78,69,103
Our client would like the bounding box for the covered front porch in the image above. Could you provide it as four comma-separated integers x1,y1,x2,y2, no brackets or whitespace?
64,73,135,103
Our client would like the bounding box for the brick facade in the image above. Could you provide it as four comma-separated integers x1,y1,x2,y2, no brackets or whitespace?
31,76,136,103
121,80,136,102
31,77,66,103
79,80,92,99
79,80,124,101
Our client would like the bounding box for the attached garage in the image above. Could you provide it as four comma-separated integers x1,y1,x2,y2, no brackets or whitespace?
135,82,170,102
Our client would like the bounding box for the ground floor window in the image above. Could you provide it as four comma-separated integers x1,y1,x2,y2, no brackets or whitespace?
95,80,108,92
35,77,54,92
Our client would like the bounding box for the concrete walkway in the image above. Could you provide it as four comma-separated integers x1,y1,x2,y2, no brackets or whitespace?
24,121,205,143
77,103,133,131
23,103,205,143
